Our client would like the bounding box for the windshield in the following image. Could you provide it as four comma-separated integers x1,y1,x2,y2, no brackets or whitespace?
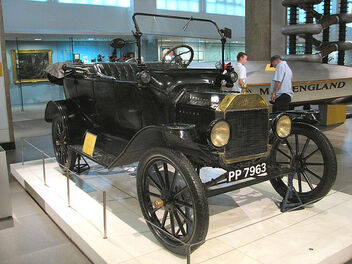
133,13,222,39
131,13,228,69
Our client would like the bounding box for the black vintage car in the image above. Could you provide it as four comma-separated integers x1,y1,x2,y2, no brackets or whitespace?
45,13,337,255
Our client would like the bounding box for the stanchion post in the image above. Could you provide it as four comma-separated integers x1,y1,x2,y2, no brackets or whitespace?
21,138,24,165
103,191,107,239
186,244,191,264
66,168,71,207
41,152,47,186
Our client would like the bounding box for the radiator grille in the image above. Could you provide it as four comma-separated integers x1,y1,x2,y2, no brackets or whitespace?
225,108,269,160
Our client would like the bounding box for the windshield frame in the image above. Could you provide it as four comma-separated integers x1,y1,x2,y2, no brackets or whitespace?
132,12,223,38
131,13,227,69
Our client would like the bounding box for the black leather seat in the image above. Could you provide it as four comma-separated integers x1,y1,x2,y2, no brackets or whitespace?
93,62,138,81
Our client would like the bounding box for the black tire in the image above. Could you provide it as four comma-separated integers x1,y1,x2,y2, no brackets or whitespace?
137,147,209,255
52,115,77,171
270,122,337,204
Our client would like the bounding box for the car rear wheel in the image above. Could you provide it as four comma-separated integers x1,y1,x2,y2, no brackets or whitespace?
52,115,76,171
137,147,208,255
270,123,337,204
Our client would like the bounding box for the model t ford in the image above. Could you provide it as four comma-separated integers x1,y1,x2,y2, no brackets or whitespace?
45,13,337,254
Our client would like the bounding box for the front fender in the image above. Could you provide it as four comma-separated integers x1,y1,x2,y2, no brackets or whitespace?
269,119,320,144
109,125,216,168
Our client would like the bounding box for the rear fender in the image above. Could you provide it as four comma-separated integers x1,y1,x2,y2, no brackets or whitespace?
45,100,87,143
45,100,75,122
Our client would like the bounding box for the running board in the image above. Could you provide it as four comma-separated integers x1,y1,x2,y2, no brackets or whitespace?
69,145,117,168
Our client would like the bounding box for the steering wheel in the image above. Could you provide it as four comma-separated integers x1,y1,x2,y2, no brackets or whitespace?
162,44,194,68
126,57,138,63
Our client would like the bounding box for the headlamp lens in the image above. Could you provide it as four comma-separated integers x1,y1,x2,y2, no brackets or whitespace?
210,120,231,147
276,115,292,138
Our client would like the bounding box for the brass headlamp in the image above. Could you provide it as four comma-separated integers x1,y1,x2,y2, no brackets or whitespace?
273,114,292,139
209,120,231,148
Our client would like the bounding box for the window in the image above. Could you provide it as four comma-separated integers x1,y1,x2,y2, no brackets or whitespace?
156,0,200,12
206,0,245,16
58,0,130,7
314,2,324,14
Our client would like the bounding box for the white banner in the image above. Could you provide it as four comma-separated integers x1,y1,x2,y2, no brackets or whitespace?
248,78,352,104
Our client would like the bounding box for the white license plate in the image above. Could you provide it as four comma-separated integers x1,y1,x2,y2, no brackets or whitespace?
227,162,268,182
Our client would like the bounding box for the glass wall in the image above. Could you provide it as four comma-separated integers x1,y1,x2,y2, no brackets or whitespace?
158,37,244,62
6,35,244,108
6,36,128,108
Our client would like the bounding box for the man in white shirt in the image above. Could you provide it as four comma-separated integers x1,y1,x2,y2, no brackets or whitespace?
233,52,247,93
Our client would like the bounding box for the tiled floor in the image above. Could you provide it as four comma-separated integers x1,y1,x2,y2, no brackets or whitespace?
0,181,91,264
1,105,90,264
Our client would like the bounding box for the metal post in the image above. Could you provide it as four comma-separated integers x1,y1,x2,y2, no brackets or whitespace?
103,191,107,239
338,0,348,65
305,5,314,55
66,168,70,207
288,6,297,55
21,138,24,165
41,152,46,186
322,0,331,64
187,244,191,264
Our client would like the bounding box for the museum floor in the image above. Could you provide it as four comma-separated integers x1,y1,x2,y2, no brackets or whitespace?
1,104,352,264
1,104,91,264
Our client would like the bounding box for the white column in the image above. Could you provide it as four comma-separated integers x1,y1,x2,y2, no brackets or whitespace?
271,0,287,56
0,146,12,219
0,45,10,143
0,0,14,145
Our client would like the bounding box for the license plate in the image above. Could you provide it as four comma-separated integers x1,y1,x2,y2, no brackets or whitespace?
227,162,268,182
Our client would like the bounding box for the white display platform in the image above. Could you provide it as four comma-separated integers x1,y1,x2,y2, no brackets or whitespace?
10,160,352,264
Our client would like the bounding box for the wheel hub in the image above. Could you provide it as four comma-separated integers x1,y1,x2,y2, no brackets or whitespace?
161,189,173,203
165,203,175,211
292,155,305,172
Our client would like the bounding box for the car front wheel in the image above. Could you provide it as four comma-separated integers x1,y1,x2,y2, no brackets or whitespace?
137,147,209,255
270,122,337,204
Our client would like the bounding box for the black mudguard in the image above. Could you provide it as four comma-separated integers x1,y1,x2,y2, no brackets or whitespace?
45,100,87,144
108,125,216,168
